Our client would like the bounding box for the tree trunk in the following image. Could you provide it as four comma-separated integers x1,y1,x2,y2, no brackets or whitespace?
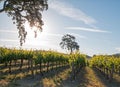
27,59,30,70
59,61,60,67
106,68,109,79
30,59,34,76
14,59,17,66
47,61,49,72
9,60,12,73
35,64,37,74
109,66,114,82
39,62,42,73
119,66,120,75
20,58,23,71
5,62,8,67
70,48,73,54
52,62,54,70
56,61,57,68
71,62,75,80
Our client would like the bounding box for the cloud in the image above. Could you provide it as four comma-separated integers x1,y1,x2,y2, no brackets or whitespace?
115,48,120,52
66,27,110,33
67,33,86,39
0,29,17,33
49,0,111,34
44,33,62,37
49,0,96,26
0,39,18,42
44,32,86,39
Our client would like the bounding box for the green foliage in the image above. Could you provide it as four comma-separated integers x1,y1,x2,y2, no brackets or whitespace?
69,52,86,67
90,55,120,70
34,51,69,65
60,34,79,54
0,47,87,78
34,52,44,65
0,47,86,67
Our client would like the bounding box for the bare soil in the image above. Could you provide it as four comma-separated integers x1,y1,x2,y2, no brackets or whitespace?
0,66,120,87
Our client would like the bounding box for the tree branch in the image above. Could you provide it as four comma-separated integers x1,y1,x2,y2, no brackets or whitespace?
0,0,8,12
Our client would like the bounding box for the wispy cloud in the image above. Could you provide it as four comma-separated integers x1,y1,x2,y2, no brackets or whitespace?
0,29,17,33
67,33,86,39
0,39,18,42
49,0,96,26
49,0,111,34
45,32,86,39
115,48,120,52
66,27,110,33
44,33,62,37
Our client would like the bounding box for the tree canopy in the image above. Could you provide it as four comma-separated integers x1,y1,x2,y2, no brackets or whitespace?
60,34,79,54
0,0,48,46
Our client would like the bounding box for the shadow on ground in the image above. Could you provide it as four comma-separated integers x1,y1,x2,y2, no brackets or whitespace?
58,67,87,87
92,68,120,87
6,65,69,87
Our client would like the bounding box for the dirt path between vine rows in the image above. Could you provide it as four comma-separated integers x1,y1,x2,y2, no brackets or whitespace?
62,67,120,87
0,66,120,87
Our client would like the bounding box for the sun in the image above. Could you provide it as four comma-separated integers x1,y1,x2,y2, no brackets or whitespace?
24,21,49,47
24,22,48,38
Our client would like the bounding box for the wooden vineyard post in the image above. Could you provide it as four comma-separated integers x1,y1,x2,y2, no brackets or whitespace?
119,65,120,76
9,60,12,73
30,58,34,77
109,65,114,82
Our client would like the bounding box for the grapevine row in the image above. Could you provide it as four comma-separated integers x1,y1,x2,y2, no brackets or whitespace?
90,55,120,81
0,47,86,78
0,47,69,75
69,53,86,80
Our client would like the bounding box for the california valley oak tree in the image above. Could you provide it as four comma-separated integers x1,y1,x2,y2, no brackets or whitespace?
0,0,48,46
60,34,79,54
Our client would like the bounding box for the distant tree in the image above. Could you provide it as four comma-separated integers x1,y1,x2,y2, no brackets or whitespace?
0,0,48,46
60,34,79,54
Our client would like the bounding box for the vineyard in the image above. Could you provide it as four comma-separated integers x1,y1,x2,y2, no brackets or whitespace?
90,55,120,82
0,47,120,87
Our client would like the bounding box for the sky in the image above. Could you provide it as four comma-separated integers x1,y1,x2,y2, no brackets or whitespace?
0,0,120,56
